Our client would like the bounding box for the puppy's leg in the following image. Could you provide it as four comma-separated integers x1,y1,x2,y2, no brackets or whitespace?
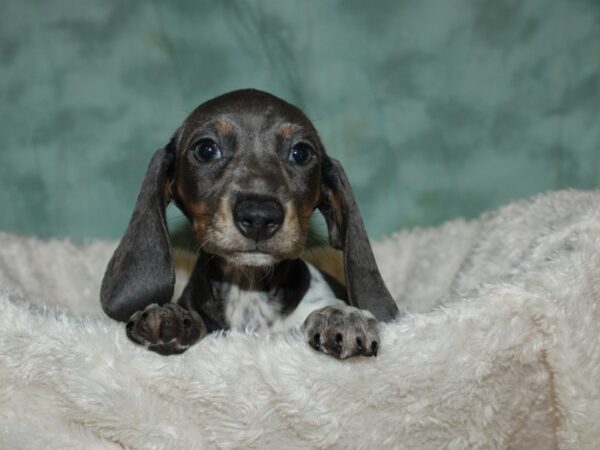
126,303,206,355
302,305,379,360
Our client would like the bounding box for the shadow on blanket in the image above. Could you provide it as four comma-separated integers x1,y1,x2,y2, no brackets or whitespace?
1,190,600,449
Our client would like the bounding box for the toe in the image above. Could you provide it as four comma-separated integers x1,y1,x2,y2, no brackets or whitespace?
363,320,380,357
139,313,160,342
179,311,205,345
126,314,145,345
361,339,379,357
308,332,321,350
321,332,344,359
159,313,180,341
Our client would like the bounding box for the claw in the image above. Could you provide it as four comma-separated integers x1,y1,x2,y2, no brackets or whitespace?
371,341,378,357
312,333,321,349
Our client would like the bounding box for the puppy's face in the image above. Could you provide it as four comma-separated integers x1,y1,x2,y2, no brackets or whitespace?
171,90,325,267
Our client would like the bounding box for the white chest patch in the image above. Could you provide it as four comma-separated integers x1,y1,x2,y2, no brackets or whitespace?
220,262,346,333
220,261,344,332
221,282,282,332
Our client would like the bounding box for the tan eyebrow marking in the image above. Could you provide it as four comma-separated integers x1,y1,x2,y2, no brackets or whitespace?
215,120,233,135
280,123,295,138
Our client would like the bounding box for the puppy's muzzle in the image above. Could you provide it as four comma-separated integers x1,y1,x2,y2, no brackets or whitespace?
233,195,284,241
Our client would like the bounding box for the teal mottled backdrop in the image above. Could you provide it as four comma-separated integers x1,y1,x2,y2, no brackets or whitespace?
1,0,599,241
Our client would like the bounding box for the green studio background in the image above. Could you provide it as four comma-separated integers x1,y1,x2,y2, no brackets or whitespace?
1,0,599,242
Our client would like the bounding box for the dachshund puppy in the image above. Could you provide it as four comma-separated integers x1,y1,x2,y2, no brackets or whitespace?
100,89,399,359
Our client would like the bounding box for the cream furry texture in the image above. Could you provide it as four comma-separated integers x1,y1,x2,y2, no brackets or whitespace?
2,190,600,449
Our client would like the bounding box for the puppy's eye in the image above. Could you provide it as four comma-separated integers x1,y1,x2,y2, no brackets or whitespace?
193,139,222,162
288,143,313,165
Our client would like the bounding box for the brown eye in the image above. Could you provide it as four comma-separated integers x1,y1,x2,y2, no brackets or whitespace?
193,139,222,162
288,143,313,165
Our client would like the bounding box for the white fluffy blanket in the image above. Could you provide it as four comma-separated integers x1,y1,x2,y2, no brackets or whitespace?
2,190,600,449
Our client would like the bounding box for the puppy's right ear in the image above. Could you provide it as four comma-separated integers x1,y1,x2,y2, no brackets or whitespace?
100,139,177,322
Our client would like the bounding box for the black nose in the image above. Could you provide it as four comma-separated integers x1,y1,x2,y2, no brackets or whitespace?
233,196,284,241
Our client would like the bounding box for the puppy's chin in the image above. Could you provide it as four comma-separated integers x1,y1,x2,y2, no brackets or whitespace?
222,252,279,268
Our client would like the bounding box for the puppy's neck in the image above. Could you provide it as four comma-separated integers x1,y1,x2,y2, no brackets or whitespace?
218,258,275,291
204,254,311,308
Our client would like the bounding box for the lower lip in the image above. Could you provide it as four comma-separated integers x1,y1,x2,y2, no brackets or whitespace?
229,252,277,266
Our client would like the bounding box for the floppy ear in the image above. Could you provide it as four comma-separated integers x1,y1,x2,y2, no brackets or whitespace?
318,155,399,322
100,141,176,322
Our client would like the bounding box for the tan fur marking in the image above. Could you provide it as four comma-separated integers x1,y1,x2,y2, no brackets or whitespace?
215,196,231,224
203,194,243,256
283,200,298,230
302,246,345,285
299,203,315,225
175,183,189,208
215,120,233,135
189,201,210,236
280,123,295,138
163,179,173,205
173,248,197,272
280,200,302,251
329,190,344,228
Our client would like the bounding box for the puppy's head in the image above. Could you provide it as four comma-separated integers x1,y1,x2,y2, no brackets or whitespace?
101,89,398,322
170,89,326,267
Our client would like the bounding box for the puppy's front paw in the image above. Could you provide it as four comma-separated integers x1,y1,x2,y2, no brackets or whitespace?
302,305,380,360
126,303,206,355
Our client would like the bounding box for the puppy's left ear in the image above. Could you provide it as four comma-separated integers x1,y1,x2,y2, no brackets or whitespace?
100,138,177,322
318,154,399,321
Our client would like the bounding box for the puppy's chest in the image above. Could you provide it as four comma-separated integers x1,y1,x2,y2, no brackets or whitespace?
216,262,341,332
219,282,283,332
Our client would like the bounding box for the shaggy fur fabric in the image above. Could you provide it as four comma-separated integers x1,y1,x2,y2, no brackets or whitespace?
2,190,600,449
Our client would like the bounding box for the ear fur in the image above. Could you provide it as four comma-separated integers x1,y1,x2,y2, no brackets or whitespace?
318,155,399,321
100,140,176,322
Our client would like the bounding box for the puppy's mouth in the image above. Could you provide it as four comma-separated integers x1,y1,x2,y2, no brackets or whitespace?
222,250,278,267
204,238,304,268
